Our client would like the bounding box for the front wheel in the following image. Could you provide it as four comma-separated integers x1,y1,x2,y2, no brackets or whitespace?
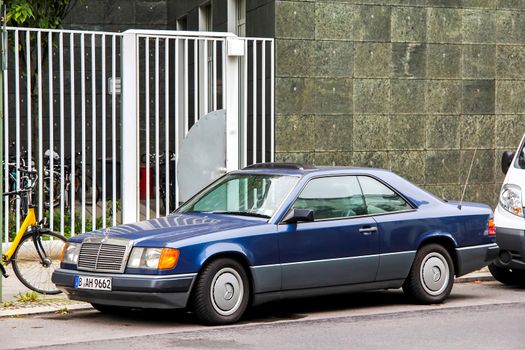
12,230,67,295
192,258,250,325
403,244,454,304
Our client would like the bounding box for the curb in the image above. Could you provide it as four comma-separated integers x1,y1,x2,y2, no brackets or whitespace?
455,273,494,283
0,303,92,318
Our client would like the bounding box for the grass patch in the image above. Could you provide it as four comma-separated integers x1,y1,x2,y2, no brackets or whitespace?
16,291,40,303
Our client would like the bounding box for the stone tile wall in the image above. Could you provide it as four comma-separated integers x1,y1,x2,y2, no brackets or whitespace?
274,0,525,206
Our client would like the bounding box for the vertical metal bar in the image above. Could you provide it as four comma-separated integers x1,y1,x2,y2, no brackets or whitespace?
145,37,150,220
14,30,20,230
222,40,226,110
121,31,139,224
47,31,54,230
224,38,240,172
59,32,65,235
91,33,97,228
81,33,86,233
174,38,180,207
270,39,274,162
37,32,43,220
261,41,266,163
203,39,208,115
252,40,257,164
70,33,76,236
101,34,107,228
164,38,170,216
184,39,188,135
26,31,31,173
193,38,198,122
243,39,248,167
213,40,217,111
111,35,117,226
155,37,160,218
3,29,8,242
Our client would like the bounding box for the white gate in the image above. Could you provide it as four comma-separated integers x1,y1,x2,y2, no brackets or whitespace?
2,27,274,241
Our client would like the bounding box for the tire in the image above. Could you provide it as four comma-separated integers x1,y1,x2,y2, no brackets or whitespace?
488,263,525,286
403,244,454,304
91,303,132,314
12,230,67,295
192,258,250,325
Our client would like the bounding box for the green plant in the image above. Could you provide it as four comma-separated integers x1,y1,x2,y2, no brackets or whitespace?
56,306,69,314
16,291,39,303
2,301,14,308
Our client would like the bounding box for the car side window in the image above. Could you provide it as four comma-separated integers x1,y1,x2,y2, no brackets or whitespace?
357,176,411,214
293,176,367,220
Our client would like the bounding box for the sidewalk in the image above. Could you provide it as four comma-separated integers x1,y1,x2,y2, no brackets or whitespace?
0,265,494,318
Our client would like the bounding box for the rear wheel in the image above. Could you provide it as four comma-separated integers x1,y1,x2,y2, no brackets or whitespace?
488,263,525,286
403,244,454,304
192,258,250,325
12,230,67,295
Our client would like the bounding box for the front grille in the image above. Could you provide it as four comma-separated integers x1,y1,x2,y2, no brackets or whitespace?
77,238,131,273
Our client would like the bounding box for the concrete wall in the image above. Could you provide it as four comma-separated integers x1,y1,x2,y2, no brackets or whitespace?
274,0,525,206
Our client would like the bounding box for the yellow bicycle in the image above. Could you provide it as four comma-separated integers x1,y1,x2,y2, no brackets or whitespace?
1,168,67,294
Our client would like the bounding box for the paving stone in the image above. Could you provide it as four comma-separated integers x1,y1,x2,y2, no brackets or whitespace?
275,1,315,39
354,5,391,42
275,115,315,152
353,79,391,114
462,0,496,8
427,7,462,43
390,80,426,114
427,44,462,79
352,151,390,169
497,0,525,10
426,80,462,114
496,10,525,44
426,115,461,150
460,149,495,184
462,183,499,206
460,115,496,149
314,41,353,78
425,150,461,184
463,45,496,79
391,6,427,43
314,152,353,166
275,77,316,114
462,80,495,115
276,39,315,77
314,115,353,151
315,2,353,40
388,114,426,150
389,150,425,184
496,45,525,79
392,43,427,78
353,114,390,151
462,9,496,44
275,151,315,164
354,42,391,78
495,115,525,148
315,78,353,114
495,80,525,114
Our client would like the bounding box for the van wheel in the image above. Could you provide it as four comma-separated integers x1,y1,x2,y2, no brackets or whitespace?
488,263,525,287
192,258,250,325
403,244,454,304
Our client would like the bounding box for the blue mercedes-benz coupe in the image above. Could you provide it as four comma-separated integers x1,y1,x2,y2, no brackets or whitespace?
53,163,498,324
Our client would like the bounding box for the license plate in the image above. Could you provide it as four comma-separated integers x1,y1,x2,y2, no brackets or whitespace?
74,275,112,291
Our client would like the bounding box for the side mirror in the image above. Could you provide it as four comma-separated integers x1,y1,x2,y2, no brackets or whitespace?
282,208,314,224
501,150,515,174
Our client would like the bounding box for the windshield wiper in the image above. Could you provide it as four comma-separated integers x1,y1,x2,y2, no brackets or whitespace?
209,211,270,219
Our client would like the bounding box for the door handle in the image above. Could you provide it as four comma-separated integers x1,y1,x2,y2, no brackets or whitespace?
359,226,378,235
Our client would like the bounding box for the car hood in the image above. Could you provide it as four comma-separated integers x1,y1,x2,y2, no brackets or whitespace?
71,212,267,245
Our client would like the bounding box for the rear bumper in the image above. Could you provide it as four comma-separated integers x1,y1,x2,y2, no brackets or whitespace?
455,243,499,277
52,268,196,309
493,226,525,270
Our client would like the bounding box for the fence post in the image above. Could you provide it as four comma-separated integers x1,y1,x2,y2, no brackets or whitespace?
225,38,244,171
0,0,4,303
121,31,139,223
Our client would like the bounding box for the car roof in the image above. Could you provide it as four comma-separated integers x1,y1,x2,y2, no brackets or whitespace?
235,163,390,177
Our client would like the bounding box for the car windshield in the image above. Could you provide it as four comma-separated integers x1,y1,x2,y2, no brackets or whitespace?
177,174,299,218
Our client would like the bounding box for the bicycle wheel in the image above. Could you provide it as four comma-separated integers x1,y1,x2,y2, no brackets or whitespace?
44,176,61,209
12,230,67,294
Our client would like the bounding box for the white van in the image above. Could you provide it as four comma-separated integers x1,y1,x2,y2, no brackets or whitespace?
491,133,525,285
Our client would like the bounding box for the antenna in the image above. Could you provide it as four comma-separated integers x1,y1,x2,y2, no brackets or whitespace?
458,148,477,210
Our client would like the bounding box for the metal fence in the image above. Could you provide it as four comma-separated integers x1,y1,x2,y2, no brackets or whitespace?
2,27,274,242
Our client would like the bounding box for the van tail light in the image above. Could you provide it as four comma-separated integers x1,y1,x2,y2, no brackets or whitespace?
488,218,496,236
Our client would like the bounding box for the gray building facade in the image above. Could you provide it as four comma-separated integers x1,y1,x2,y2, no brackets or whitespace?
66,1,525,207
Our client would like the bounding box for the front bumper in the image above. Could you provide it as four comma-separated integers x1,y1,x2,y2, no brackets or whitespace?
493,226,525,270
456,243,499,276
52,268,196,309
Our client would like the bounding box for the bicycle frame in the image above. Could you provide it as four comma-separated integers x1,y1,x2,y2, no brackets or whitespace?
1,207,37,263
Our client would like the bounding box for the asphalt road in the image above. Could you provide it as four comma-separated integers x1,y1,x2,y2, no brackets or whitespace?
1,281,524,349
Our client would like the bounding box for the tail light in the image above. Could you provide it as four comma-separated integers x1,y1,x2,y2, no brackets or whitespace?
488,218,496,236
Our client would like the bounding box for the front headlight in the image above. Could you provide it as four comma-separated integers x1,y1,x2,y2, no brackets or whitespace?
127,247,179,270
500,184,524,217
61,243,81,264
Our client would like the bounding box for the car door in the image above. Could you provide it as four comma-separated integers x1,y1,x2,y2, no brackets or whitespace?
356,175,419,282
278,175,380,290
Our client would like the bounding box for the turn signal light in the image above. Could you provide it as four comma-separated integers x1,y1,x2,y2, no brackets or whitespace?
488,218,496,236
158,248,180,270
